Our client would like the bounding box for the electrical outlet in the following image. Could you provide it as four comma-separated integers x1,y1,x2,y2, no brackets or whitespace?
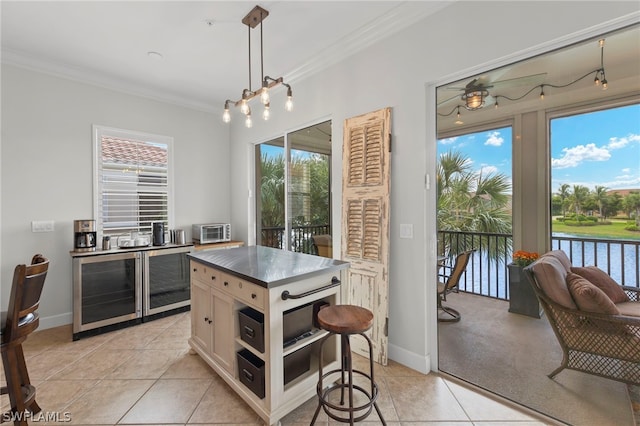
32,220,55,232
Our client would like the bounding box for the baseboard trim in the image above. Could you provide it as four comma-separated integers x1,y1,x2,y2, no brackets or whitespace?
39,312,72,330
388,342,431,374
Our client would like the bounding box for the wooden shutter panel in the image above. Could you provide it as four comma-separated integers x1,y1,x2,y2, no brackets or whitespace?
341,107,391,365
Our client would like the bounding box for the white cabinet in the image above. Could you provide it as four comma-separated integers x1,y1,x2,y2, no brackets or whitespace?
211,287,234,372
190,263,235,374
188,258,344,426
190,278,213,353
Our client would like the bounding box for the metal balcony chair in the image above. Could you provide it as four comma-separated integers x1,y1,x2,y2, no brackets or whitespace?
1,254,49,425
437,250,474,322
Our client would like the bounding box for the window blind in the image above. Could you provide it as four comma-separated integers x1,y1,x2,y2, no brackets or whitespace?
95,129,172,237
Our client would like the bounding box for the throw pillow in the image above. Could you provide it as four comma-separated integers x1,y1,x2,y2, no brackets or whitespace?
531,256,576,309
570,266,629,303
566,272,620,315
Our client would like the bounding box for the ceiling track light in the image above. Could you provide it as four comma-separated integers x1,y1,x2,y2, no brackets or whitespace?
221,5,293,127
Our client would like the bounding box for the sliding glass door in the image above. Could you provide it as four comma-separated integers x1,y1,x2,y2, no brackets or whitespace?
255,120,332,255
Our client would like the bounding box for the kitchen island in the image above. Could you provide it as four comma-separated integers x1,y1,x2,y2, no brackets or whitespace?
187,246,349,425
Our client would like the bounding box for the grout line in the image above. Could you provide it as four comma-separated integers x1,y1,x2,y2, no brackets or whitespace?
438,372,563,426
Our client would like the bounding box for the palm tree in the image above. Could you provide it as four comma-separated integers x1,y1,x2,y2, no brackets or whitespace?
557,183,571,217
437,149,512,260
568,185,590,216
259,152,285,247
623,192,640,226
593,185,609,221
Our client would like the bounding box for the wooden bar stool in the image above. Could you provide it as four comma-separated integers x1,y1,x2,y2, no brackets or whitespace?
310,305,386,425
1,254,49,426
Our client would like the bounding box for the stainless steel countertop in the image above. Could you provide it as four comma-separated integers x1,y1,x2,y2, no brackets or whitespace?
188,245,349,288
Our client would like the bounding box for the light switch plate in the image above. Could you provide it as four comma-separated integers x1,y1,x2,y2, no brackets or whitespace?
32,220,55,232
399,223,413,239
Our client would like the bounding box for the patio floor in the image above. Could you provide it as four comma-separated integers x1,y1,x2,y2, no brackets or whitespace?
437,291,637,426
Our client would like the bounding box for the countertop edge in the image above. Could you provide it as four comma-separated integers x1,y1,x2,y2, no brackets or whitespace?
188,247,350,289
70,243,194,257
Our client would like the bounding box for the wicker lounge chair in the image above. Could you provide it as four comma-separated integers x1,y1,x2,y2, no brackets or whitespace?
524,250,640,385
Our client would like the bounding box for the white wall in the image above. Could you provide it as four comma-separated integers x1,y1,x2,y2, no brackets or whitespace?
1,0,636,373
228,1,640,373
1,65,230,328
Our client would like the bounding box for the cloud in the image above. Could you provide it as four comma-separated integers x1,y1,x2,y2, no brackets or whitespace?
484,131,503,147
622,168,631,173
479,165,498,175
607,133,640,149
439,137,458,145
551,143,611,169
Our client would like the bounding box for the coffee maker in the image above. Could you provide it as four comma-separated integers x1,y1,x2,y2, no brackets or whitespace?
74,220,96,252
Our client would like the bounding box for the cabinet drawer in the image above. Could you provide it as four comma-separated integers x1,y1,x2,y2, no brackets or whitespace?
219,273,265,309
190,261,222,286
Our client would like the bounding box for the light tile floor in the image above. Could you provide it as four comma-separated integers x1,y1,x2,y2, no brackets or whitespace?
2,312,551,425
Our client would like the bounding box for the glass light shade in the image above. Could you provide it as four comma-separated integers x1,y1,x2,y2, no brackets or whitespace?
222,109,231,123
465,93,484,110
285,96,293,112
240,100,249,115
260,88,270,104
262,105,270,120
245,114,253,128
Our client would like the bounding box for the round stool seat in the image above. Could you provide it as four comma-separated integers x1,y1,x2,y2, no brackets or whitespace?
317,305,373,334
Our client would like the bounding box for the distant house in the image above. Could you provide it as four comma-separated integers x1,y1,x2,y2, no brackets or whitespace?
607,188,640,197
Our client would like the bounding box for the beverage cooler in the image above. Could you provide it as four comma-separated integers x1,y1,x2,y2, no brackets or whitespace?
143,246,192,317
72,245,193,339
73,251,143,338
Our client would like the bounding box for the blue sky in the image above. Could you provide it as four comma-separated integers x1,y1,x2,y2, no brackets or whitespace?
438,103,640,194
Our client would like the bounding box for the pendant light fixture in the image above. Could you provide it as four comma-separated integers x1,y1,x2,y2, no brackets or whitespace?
222,5,293,127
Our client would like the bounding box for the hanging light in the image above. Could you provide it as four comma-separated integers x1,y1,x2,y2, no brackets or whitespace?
454,106,463,125
222,100,231,123
245,108,253,128
284,84,293,112
221,5,293,125
461,89,488,110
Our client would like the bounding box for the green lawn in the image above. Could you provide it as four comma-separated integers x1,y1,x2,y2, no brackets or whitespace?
552,219,640,240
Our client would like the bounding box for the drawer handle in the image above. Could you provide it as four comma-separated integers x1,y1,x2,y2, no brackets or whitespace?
211,275,216,281
193,268,198,272
281,277,341,300
251,293,257,299
244,326,255,338
204,316,209,322
224,281,229,287
242,368,254,382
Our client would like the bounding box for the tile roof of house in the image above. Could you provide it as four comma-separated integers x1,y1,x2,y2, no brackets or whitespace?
607,189,640,197
102,136,167,167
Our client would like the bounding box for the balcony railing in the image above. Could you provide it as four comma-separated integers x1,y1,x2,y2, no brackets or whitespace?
438,230,640,300
260,224,330,255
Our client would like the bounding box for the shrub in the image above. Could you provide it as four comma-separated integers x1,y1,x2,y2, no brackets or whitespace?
564,220,596,227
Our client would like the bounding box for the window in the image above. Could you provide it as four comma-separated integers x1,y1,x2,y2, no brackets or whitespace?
93,125,173,239
255,120,332,254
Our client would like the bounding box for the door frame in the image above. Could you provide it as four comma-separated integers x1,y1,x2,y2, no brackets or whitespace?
426,14,639,373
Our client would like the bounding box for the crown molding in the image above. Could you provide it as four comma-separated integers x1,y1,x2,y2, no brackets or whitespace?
2,48,217,113
284,1,452,84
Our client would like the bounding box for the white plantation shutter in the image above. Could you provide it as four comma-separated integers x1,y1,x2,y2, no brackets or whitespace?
94,126,173,237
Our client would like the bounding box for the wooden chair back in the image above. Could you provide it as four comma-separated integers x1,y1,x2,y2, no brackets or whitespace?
2,254,49,344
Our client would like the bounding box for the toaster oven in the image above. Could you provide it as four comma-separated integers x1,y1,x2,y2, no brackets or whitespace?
192,223,231,244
